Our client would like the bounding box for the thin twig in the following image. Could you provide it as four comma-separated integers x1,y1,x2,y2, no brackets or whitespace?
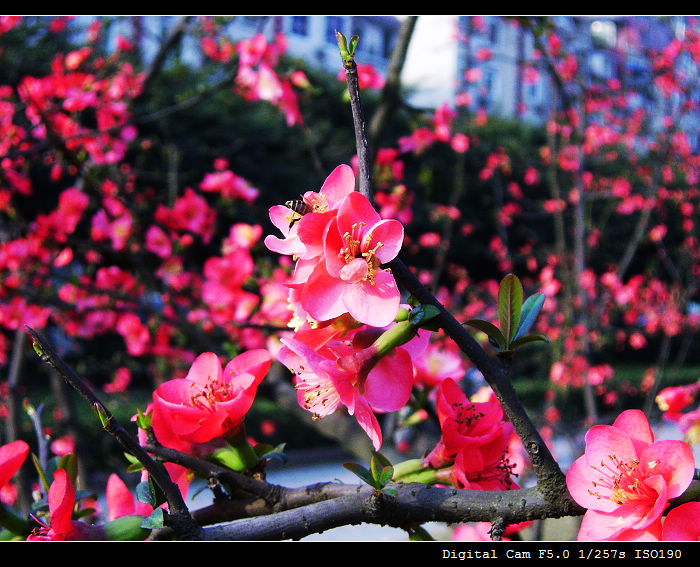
341,54,373,201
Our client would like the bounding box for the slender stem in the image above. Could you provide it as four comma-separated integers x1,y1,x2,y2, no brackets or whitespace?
25,326,201,540
341,57,373,201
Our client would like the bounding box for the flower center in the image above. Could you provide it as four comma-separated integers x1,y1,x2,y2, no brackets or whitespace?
307,193,329,213
587,454,660,504
189,378,232,412
338,222,384,284
453,401,485,430
292,366,340,420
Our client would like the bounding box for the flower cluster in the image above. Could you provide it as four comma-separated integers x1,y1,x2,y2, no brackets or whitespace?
423,378,518,490
266,164,404,329
265,165,423,449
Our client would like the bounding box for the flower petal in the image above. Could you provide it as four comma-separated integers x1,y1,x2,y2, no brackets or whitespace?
301,262,349,322
363,347,413,412
612,409,654,453
185,352,223,388
638,439,694,499
343,269,400,328
319,164,356,208
363,218,404,264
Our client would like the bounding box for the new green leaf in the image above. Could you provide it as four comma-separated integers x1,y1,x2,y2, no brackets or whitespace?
498,273,523,345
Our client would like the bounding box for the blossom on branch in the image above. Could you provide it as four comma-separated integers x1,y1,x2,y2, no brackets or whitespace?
277,323,419,451
423,378,517,491
565,409,696,541
150,350,271,454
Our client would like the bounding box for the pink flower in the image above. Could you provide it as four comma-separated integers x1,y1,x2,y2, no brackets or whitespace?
566,409,695,541
301,191,404,328
106,473,152,520
105,463,190,521
277,329,414,451
662,502,700,540
655,382,700,421
150,350,271,454
424,379,516,491
412,342,465,388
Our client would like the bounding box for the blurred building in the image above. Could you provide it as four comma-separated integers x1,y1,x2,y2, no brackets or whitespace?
228,15,401,76
455,16,700,148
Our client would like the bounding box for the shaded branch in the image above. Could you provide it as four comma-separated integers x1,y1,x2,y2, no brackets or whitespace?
198,482,583,541
340,45,373,201
135,16,194,101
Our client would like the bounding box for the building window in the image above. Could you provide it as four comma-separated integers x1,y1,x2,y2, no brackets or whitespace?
326,16,344,44
290,16,308,36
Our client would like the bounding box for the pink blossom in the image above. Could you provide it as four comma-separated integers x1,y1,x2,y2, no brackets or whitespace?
662,502,700,540
50,435,75,457
27,469,104,540
264,164,355,260
424,379,516,493
300,191,403,328
103,366,132,394
105,463,189,521
655,382,700,421
412,342,465,388
277,328,415,451
199,169,259,202
150,350,271,454
566,409,695,541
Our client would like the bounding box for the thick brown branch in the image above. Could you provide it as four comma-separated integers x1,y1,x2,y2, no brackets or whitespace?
198,482,583,540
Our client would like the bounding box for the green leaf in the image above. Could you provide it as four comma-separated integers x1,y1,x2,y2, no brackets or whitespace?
463,319,506,349
343,462,376,487
510,334,550,350
136,475,166,510
498,273,523,346
104,514,151,540
136,480,156,508
409,304,440,328
123,452,144,474
348,35,359,56
140,508,165,530
378,466,394,487
136,480,155,507
370,451,392,470
31,453,51,494
513,293,545,340
369,452,394,488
